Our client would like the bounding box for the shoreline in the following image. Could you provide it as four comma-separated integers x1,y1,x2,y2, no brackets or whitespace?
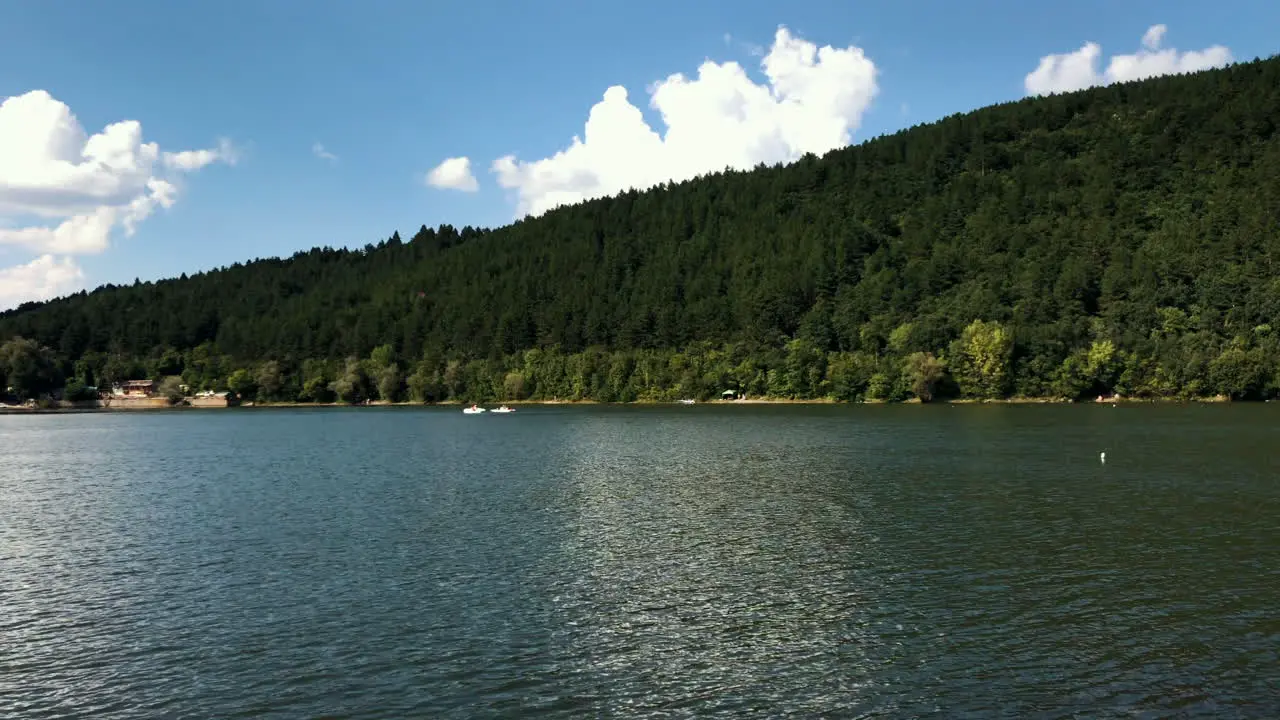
0,394,1249,414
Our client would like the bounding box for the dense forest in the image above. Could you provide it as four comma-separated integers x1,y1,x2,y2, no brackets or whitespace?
3,56,1280,405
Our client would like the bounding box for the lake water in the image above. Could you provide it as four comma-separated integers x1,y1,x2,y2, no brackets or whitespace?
2,404,1278,718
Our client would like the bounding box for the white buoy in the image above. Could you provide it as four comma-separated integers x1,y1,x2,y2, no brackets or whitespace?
1100,451,1106,464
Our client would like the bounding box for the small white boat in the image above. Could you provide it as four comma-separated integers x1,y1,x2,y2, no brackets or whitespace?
491,405,515,413
678,399,696,405
462,404,487,414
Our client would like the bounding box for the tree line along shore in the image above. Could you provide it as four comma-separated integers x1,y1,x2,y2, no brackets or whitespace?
0,335,1253,409
3,57,1280,407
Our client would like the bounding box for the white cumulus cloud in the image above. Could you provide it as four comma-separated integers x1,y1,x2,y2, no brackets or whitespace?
0,89,233,255
0,254,84,310
312,142,338,163
489,26,878,218
1025,24,1233,95
425,156,479,192
0,89,233,308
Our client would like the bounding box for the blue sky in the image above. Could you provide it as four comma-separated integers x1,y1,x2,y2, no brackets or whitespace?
0,0,1276,308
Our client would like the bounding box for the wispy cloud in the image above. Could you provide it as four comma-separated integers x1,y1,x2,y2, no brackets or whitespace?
722,31,764,57
312,142,338,163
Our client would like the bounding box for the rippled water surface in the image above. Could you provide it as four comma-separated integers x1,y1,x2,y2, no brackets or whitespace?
2,405,1279,718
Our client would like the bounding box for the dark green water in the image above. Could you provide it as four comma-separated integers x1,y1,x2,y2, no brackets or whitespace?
2,405,1277,718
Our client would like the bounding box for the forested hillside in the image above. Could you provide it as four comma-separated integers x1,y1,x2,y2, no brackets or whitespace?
3,56,1280,404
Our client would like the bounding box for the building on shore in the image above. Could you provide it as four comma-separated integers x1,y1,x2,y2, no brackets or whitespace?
189,391,239,408
104,379,168,408
91,380,241,409
114,380,156,397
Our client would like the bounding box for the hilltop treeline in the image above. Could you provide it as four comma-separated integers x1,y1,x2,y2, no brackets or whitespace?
3,56,1280,403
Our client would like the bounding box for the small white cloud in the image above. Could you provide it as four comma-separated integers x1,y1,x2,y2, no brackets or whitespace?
312,142,338,163
1025,24,1232,95
1142,24,1167,52
425,156,479,192
490,26,878,218
0,254,84,310
163,137,238,171
120,178,178,236
0,89,233,259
